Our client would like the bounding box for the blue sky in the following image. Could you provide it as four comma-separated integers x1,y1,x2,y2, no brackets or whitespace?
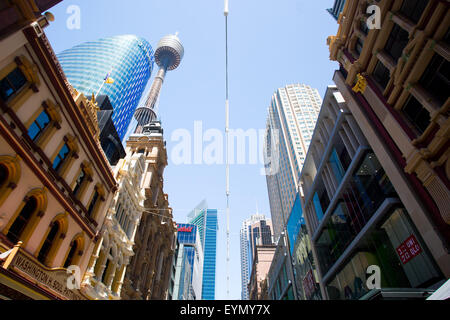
45,0,339,300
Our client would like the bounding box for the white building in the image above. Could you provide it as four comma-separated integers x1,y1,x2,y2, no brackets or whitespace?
264,84,322,241
81,152,146,299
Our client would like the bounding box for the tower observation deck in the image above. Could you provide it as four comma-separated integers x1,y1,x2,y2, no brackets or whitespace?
134,33,184,132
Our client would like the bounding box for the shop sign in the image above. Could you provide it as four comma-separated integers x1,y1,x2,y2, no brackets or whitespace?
302,269,315,299
178,226,193,233
9,250,86,300
396,235,422,264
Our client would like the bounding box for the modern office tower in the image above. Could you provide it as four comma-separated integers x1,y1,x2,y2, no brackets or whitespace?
188,201,218,300
57,35,155,140
264,84,322,241
325,0,450,298
172,224,204,300
96,95,126,166
0,6,116,300
327,0,346,20
300,85,447,300
240,214,272,300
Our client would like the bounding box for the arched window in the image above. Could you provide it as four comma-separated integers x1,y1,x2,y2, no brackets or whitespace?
36,214,68,266
0,163,8,187
3,188,47,245
37,222,60,264
0,155,21,207
63,234,84,268
6,197,37,243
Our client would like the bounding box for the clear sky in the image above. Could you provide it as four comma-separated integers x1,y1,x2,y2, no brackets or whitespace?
45,0,339,300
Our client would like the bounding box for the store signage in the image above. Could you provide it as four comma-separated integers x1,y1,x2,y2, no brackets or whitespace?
9,250,86,300
396,234,422,264
178,226,193,233
302,269,316,299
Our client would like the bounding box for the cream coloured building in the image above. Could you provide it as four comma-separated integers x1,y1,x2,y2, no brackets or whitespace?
81,152,146,300
0,2,116,300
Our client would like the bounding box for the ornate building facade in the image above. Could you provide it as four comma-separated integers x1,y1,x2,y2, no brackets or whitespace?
81,152,146,300
0,0,117,299
326,0,450,294
120,121,176,300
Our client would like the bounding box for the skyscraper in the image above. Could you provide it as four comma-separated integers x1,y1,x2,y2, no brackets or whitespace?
188,201,218,300
172,223,204,300
240,214,273,300
57,35,155,139
264,84,322,241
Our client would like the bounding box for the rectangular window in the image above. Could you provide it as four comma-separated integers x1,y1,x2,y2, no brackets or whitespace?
354,37,364,56
53,143,70,172
28,110,50,141
372,60,390,90
0,68,27,101
402,95,431,134
384,24,409,62
419,54,450,105
87,190,99,217
399,0,428,24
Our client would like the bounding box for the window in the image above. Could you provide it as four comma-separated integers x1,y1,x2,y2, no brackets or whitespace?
37,222,60,264
399,0,428,24
402,95,431,134
354,37,364,57
87,189,100,217
0,164,7,188
64,240,79,268
384,24,409,62
372,60,390,90
0,68,27,101
28,110,51,141
419,54,450,105
360,19,369,36
72,169,87,197
53,143,70,172
6,197,38,243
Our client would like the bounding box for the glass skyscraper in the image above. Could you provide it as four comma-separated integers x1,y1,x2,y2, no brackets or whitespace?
173,223,203,300
57,35,155,140
188,201,218,300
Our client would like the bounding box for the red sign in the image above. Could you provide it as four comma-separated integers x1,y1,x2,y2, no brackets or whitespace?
396,235,422,264
177,226,193,233
302,269,316,299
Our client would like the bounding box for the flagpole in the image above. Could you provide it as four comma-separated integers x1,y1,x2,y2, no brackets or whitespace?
94,80,106,99
95,68,113,99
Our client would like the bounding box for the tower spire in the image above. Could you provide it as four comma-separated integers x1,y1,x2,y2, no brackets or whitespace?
133,33,184,133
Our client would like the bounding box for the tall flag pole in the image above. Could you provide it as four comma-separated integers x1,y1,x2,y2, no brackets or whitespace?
224,0,230,299
94,68,114,99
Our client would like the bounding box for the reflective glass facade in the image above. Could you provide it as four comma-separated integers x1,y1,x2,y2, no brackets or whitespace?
58,35,154,139
189,208,218,300
326,207,443,300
